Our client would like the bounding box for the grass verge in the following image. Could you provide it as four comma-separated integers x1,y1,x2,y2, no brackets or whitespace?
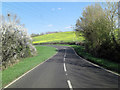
57,44,120,74
2,45,57,87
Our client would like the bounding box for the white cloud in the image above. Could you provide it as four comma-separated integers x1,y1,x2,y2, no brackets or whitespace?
48,24,53,27
51,8,55,11
58,8,62,10
65,26,72,29
51,8,62,11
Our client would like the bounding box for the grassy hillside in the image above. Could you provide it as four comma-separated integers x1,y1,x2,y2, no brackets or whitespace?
32,31,84,44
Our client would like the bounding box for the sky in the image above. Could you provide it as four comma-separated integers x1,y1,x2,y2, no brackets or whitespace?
2,2,97,34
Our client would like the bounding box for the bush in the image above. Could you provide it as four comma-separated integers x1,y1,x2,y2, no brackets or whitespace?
1,14,37,69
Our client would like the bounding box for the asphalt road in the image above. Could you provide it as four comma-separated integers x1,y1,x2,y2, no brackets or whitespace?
6,45,119,89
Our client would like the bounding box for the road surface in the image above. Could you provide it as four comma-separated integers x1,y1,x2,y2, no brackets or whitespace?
5,45,119,89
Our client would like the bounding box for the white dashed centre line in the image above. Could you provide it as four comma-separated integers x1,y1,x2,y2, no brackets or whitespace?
63,48,67,72
64,48,73,90
64,48,66,57
67,80,73,90
64,58,65,62
64,63,67,72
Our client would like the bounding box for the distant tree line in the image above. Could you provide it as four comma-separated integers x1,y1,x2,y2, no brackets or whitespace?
31,33,44,37
75,2,120,63
31,31,62,37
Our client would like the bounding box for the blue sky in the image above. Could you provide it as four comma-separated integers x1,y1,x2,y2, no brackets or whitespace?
2,2,96,34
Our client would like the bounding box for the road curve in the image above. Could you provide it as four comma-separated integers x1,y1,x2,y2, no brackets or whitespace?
5,45,119,89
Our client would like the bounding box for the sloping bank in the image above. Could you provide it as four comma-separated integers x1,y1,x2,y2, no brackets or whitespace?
2,45,57,87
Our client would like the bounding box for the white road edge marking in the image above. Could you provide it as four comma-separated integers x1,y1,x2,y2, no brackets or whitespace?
67,80,73,90
4,48,58,88
64,63,67,72
70,47,120,77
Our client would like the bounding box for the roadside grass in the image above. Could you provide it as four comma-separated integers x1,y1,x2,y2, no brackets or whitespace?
2,46,57,87
56,44,120,74
32,31,84,44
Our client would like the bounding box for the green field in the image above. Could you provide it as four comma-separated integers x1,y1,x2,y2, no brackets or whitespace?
2,46,57,87
33,31,84,44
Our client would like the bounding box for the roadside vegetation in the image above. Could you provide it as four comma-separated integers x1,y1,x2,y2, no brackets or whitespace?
1,14,57,88
2,45,56,87
71,45,120,74
75,2,120,63
57,44,119,73
1,14,37,70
